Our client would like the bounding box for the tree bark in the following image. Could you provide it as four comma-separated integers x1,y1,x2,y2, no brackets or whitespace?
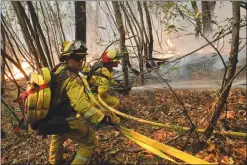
137,2,147,84
55,1,66,42
143,2,155,67
40,1,55,66
46,1,61,56
120,2,140,76
75,1,86,42
201,1,212,35
1,14,34,62
204,1,240,139
12,1,42,69
1,26,6,95
27,1,51,68
191,1,202,38
126,2,142,46
2,15,38,72
1,57,6,96
112,1,129,89
2,25,21,66
1,49,29,80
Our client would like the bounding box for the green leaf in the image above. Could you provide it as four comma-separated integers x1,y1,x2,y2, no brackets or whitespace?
171,66,180,71
168,25,176,29
163,2,176,9
152,126,160,130
195,11,200,19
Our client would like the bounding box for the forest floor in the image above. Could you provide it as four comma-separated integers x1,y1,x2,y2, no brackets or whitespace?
1,80,246,164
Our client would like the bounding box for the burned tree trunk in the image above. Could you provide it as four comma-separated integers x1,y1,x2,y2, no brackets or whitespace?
204,1,240,139
75,1,86,42
112,1,129,89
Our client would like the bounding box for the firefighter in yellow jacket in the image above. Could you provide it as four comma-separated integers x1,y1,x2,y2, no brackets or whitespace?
84,49,122,109
38,40,120,164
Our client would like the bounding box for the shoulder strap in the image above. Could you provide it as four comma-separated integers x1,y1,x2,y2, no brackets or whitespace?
91,72,110,80
50,65,73,87
82,62,110,80
89,62,103,75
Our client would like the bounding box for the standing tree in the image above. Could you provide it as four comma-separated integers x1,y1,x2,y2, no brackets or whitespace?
27,1,53,69
143,1,155,68
12,1,43,69
112,1,129,89
191,1,202,38
75,1,86,42
201,1,216,35
204,1,241,139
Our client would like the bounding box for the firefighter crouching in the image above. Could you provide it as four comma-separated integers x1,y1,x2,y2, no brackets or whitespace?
33,40,120,164
83,49,125,110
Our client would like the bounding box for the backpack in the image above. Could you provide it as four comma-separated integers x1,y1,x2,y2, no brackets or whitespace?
18,64,71,124
19,67,52,124
81,61,109,81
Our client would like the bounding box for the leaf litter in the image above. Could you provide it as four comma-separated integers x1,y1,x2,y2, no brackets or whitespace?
1,82,246,164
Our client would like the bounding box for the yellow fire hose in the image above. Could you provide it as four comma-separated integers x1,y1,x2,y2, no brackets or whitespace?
119,126,212,164
79,72,115,116
98,94,246,138
79,73,243,163
123,132,178,164
94,95,212,164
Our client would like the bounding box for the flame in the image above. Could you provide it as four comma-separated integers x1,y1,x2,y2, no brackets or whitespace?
6,62,31,80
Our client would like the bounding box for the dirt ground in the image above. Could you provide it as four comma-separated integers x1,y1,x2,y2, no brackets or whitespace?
1,80,246,164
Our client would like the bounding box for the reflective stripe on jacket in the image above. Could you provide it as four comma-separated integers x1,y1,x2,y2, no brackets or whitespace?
51,64,105,124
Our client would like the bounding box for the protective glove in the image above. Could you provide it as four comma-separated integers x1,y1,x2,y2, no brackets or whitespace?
101,114,120,126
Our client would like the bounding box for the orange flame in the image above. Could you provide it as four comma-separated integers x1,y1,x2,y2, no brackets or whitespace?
6,62,30,80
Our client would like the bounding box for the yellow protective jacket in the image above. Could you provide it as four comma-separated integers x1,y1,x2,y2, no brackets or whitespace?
89,67,120,94
49,64,105,124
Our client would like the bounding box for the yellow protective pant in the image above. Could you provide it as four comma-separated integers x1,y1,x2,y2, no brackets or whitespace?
98,93,120,109
49,118,96,165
